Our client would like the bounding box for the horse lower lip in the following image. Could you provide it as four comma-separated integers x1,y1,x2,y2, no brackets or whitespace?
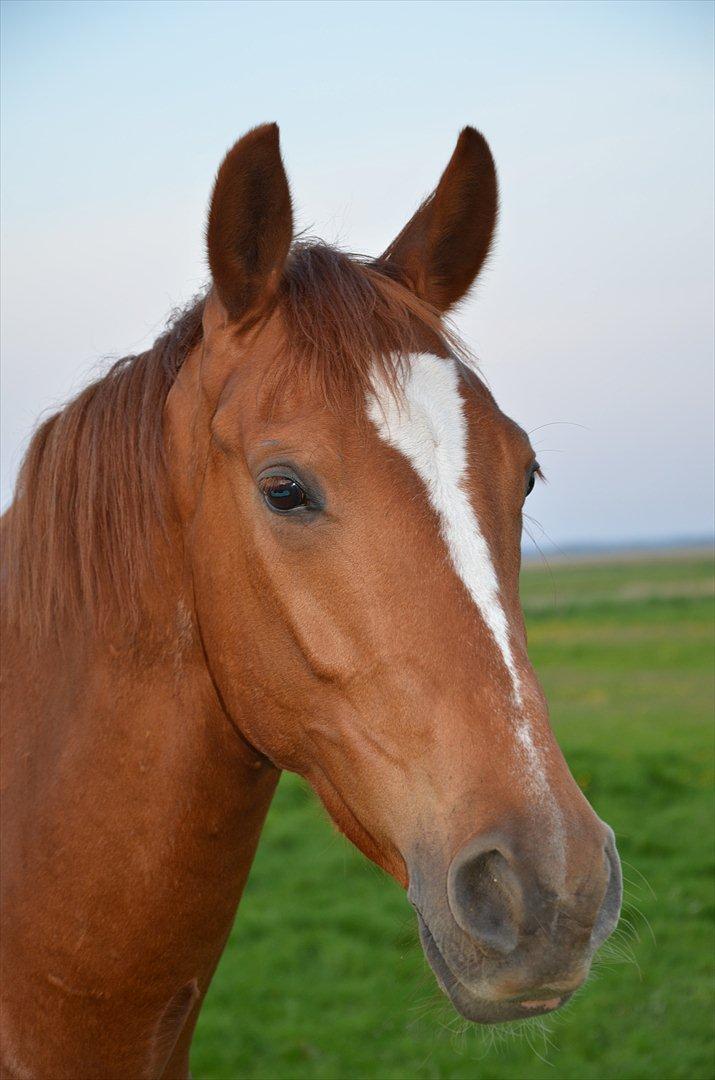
416,912,574,1023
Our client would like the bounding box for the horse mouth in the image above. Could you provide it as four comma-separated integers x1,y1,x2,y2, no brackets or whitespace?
417,914,572,1024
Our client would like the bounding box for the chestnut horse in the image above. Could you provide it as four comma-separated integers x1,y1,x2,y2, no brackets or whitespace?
1,125,621,1079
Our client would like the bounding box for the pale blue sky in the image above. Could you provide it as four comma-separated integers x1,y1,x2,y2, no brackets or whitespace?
1,0,713,547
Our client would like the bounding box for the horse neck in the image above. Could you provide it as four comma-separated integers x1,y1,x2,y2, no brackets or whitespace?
1,596,279,1074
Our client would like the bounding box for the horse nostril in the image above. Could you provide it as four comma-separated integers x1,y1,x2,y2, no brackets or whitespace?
447,845,520,958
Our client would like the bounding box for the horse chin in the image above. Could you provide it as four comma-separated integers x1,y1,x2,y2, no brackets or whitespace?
417,915,572,1025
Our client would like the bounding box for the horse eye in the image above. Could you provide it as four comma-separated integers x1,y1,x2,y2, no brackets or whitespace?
525,463,540,498
260,476,308,512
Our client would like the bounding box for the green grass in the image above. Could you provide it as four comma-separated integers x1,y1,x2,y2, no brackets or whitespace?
192,553,715,1080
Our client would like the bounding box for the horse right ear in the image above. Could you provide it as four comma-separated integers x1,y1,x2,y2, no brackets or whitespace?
377,127,498,312
206,123,293,325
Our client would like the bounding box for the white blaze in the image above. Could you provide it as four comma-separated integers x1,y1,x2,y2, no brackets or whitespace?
367,353,560,825
367,352,521,701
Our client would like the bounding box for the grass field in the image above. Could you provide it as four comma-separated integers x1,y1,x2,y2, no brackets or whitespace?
192,552,715,1080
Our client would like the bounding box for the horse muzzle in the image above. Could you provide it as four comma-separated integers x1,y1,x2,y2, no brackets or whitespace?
408,822,622,1024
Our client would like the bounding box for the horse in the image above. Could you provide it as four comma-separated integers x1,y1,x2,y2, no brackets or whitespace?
0,123,622,1079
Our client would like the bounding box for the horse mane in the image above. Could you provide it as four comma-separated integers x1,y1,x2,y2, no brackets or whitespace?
2,241,469,641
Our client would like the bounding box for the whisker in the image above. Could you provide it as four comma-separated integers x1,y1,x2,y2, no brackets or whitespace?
621,859,658,899
527,420,591,435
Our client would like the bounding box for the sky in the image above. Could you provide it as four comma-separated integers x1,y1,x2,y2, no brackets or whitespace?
1,0,713,550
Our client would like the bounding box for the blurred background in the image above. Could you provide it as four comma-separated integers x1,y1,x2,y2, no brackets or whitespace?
2,2,713,1078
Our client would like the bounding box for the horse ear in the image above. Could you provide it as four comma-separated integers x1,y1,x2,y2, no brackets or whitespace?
378,127,498,312
207,123,293,324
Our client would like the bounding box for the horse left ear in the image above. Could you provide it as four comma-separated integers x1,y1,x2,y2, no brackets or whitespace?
207,123,293,325
377,127,498,312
